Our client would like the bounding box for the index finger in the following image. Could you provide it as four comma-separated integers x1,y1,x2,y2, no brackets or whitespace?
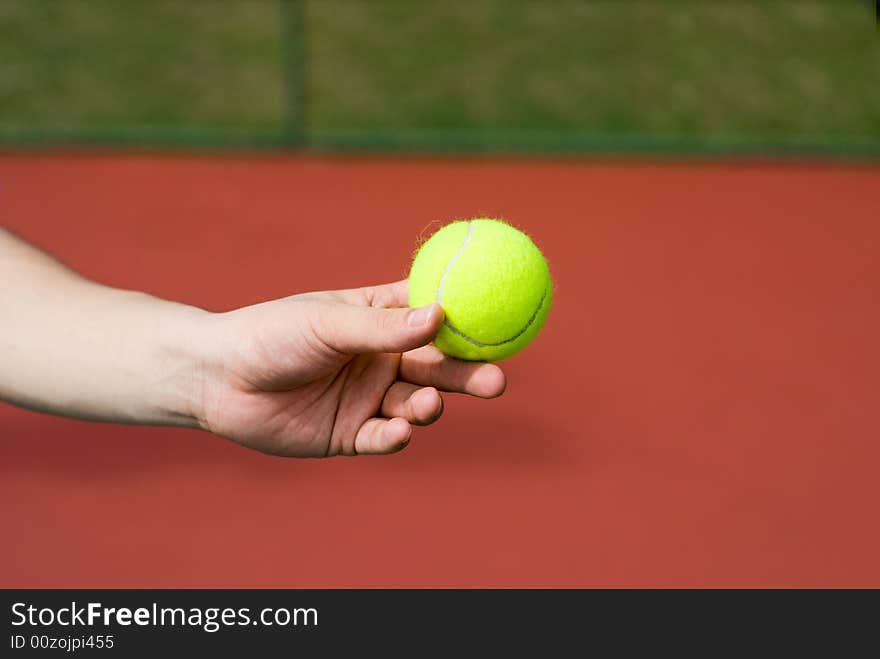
328,279,410,309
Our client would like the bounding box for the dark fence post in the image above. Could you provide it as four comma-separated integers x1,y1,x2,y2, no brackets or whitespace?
279,0,307,148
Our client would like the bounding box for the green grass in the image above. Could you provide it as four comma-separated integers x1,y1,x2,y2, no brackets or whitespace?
306,0,880,146
1,0,879,154
0,0,285,132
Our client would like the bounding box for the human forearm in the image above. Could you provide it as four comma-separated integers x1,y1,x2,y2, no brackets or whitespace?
0,228,506,458
0,228,206,427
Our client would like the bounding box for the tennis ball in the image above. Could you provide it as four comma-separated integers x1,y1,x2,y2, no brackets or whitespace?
408,218,552,361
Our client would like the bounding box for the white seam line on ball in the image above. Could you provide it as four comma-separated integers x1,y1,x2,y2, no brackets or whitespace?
436,221,474,307
436,221,548,348
443,283,549,347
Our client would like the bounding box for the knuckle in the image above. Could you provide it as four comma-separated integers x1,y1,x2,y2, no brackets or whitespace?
377,308,400,336
427,354,447,382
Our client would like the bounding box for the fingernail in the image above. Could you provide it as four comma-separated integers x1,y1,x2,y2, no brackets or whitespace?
407,304,437,327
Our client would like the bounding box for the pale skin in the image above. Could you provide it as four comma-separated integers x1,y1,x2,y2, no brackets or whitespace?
0,228,505,457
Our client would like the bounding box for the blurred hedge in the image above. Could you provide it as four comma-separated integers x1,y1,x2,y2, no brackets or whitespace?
1,0,878,155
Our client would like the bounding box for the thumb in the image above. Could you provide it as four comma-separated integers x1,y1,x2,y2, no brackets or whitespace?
315,302,444,355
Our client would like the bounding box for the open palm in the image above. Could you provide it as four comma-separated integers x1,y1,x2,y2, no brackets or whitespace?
195,280,505,457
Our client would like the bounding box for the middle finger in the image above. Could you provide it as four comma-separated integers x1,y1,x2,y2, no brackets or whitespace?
399,344,507,398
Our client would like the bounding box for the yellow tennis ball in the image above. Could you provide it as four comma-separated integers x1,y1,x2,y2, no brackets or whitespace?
408,218,553,361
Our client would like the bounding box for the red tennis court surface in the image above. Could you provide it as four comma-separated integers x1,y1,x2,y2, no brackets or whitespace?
1,153,878,587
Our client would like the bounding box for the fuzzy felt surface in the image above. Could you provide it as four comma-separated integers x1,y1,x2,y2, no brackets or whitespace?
409,218,552,361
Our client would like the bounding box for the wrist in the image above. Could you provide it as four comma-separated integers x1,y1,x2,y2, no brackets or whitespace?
151,297,217,430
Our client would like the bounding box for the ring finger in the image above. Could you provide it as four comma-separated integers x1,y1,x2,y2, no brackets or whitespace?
380,382,444,425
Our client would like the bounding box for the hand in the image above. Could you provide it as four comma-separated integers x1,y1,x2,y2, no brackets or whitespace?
193,280,506,457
